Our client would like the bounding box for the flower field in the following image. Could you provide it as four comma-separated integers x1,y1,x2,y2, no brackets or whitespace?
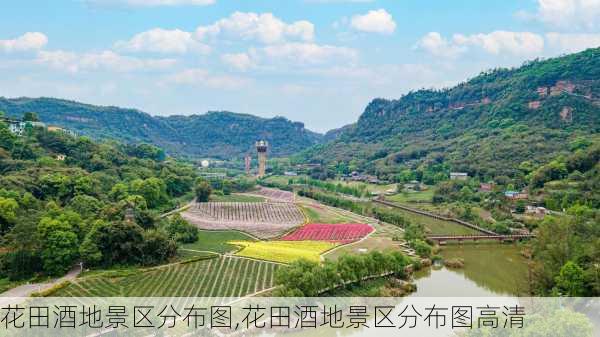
52,256,279,297
229,240,337,264
282,223,374,244
182,202,305,238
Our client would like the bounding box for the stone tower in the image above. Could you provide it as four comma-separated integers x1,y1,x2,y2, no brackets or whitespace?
256,140,268,178
244,155,251,176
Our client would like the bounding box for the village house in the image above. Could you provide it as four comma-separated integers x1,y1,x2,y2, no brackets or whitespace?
504,191,528,200
450,172,468,180
536,87,548,97
48,125,78,137
55,154,66,161
525,205,549,218
479,182,495,192
283,171,298,176
343,171,381,184
528,101,541,109
550,80,575,96
4,119,47,136
403,180,420,190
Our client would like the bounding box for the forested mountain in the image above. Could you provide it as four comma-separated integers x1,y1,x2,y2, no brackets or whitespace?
0,97,322,159
299,47,600,182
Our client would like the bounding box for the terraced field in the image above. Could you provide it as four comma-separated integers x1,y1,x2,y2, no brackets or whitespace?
229,240,337,264
244,187,295,202
53,257,279,297
182,202,305,238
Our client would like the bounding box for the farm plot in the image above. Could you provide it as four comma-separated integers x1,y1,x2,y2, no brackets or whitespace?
182,202,305,239
244,187,295,202
52,256,279,297
282,223,373,244
229,240,337,264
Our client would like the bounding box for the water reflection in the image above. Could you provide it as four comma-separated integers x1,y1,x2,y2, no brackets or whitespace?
412,243,530,296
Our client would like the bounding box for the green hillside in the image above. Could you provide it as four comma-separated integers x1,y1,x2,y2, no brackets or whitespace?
299,47,600,182
0,97,323,159
0,119,200,281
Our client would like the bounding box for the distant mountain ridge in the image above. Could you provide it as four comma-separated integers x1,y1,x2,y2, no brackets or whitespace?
0,97,323,158
299,47,600,179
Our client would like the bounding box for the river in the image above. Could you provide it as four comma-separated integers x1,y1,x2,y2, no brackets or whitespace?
411,243,531,297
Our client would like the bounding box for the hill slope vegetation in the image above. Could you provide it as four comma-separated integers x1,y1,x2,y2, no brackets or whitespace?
0,97,322,159
299,47,600,182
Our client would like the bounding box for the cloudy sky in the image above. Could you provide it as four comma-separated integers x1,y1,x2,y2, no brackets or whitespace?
1,0,600,132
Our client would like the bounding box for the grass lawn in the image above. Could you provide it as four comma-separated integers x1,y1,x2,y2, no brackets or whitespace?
379,204,481,235
209,194,265,203
263,175,303,185
0,277,27,294
323,236,405,261
300,204,355,224
181,230,257,254
388,189,434,203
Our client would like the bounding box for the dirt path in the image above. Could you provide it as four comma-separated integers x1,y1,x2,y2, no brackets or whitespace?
0,265,81,301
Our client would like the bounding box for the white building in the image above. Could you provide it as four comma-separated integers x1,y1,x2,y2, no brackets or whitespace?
5,120,46,136
450,172,468,180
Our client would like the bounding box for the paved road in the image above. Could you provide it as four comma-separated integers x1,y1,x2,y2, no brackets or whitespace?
0,265,81,299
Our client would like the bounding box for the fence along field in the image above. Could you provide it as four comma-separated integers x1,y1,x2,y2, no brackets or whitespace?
52,256,279,297
281,223,374,244
181,202,305,238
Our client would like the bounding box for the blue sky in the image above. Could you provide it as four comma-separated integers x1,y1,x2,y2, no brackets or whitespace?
1,0,599,132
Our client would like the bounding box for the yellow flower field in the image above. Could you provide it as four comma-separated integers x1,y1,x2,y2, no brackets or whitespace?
228,240,337,264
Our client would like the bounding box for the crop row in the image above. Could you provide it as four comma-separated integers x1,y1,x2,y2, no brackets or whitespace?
282,223,373,244
53,257,279,298
182,202,304,238
247,187,295,202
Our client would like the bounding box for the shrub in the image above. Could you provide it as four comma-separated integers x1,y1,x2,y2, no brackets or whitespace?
165,214,198,243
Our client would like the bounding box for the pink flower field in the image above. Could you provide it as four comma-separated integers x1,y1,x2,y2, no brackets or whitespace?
282,223,374,244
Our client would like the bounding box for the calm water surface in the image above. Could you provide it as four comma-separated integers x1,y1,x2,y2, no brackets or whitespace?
411,243,530,296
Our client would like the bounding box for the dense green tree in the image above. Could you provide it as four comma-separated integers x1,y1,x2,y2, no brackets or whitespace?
81,220,144,266
164,214,198,243
553,261,586,296
37,216,79,276
68,195,102,219
0,197,18,232
195,180,212,202
130,177,168,209
139,230,177,266
22,112,40,122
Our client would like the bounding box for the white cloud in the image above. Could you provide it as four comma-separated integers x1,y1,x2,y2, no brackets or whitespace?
545,32,600,53
414,32,465,58
221,53,255,71
259,42,357,65
455,31,545,55
350,9,396,34
115,28,210,54
416,31,544,57
534,0,600,30
195,12,314,44
165,68,248,89
86,0,215,7
0,32,48,53
36,50,176,73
